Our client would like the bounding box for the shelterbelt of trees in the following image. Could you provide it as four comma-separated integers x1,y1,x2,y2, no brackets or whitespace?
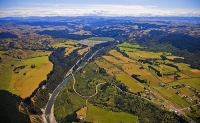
137,32,200,69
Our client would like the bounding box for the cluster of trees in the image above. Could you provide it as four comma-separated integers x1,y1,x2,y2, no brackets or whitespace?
114,92,187,123
136,33,200,69
148,65,162,77
0,90,30,123
23,41,113,114
13,65,26,73
91,29,126,37
0,32,18,38
138,59,153,65
22,47,82,114
131,74,147,83
38,30,91,40
165,63,180,72
88,80,187,123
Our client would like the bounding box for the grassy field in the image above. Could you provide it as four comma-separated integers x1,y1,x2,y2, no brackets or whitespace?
118,42,142,52
182,69,200,78
54,79,86,122
166,55,184,60
179,88,194,96
153,86,177,97
96,57,144,93
52,40,81,56
95,58,121,75
115,73,144,93
139,75,160,84
169,78,200,91
153,86,191,107
109,50,135,63
174,63,191,71
151,64,177,74
52,40,77,48
103,56,125,65
85,104,138,123
76,107,86,119
170,95,190,107
0,62,13,89
7,55,53,98
64,46,80,56
122,63,150,76
0,50,53,98
125,51,163,61
78,47,89,55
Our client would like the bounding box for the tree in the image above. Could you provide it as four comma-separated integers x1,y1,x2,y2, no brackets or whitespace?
31,64,36,68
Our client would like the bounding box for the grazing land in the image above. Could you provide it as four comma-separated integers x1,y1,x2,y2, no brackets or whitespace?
85,104,139,123
52,40,82,56
0,50,53,98
78,47,89,55
115,73,144,93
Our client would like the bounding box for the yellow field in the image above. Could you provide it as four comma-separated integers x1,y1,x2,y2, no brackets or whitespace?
115,73,144,93
7,56,53,98
122,63,159,84
52,40,77,48
52,40,81,56
139,75,160,84
122,63,150,75
96,57,144,93
78,47,89,55
95,58,121,75
65,46,78,56
127,51,162,60
166,55,184,60
76,107,86,119
174,63,191,71
102,56,125,65
109,50,135,63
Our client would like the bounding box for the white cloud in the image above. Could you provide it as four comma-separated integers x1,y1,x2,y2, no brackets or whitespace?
0,4,200,17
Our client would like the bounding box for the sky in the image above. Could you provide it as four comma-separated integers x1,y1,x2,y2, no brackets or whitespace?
0,0,200,17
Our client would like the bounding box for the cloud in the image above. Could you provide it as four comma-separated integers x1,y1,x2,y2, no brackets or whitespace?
0,4,199,17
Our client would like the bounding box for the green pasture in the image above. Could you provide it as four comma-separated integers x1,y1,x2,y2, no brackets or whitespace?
95,58,121,75
86,104,138,123
52,40,77,48
0,62,14,89
175,78,200,91
166,55,184,60
179,88,194,96
170,95,190,107
115,73,144,93
54,79,85,122
118,42,142,49
174,63,191,71
151,65,177,74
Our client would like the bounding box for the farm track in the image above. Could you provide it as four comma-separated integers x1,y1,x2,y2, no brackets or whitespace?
44,48,104,123
71,72,106,120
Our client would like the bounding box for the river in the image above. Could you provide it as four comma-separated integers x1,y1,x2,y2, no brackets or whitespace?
44,48,101,123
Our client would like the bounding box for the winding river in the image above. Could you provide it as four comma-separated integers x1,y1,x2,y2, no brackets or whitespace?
44,48,102,123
